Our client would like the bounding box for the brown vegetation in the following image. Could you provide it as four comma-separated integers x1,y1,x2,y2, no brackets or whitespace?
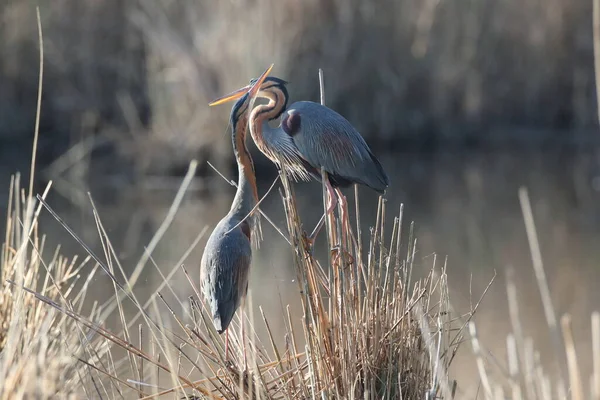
0,154,468,398
2,160,600,399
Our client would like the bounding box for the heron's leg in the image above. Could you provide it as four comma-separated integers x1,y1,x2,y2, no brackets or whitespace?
329,187,356,265
306,179,337,244
334,188,349,246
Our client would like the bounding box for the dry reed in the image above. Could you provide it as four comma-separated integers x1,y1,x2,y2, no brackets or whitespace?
2,166,465,399
3,120,600,399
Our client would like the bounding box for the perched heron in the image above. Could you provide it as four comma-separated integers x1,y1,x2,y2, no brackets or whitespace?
209,74,389,244
201,64,273,365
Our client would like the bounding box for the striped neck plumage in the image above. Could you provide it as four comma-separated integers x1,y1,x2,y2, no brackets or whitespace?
247,84,311,182
248,85,288,155
229,111,259,221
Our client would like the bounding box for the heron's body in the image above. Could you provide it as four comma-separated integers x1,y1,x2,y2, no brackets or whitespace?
201,66,272,339
200,214,252,333
244,77,389,242
247,78,389,194
251,101,389,193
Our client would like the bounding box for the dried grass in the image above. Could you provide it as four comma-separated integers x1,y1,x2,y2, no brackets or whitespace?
3,161,467,399
0,174,104,399
9,154,600,399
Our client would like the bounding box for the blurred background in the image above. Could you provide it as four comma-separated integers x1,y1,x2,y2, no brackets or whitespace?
2,0,600,395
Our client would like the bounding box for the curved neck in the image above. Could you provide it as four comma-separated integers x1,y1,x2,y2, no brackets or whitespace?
230,113,258,220
249,86,288,153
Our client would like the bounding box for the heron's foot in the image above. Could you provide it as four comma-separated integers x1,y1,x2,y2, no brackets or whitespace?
330,246,354,265
301,230,316,252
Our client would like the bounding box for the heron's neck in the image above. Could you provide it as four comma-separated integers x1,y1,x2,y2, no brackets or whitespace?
249,87,288,155
230,117,258,220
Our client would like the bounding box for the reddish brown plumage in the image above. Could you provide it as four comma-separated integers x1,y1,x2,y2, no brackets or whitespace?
240,220,251,241
282,111,301,136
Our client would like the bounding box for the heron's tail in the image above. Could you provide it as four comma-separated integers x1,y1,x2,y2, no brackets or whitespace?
212,315,225,334
365,153,389,194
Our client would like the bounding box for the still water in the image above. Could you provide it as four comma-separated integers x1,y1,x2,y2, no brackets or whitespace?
19,147,600,393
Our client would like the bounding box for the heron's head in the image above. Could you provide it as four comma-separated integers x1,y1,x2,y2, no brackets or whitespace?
209,64,274,126
209,70,288,113
249,76,288,89
252,77,289,114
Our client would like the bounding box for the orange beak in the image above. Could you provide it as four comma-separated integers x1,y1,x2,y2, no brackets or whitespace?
208,64,274,106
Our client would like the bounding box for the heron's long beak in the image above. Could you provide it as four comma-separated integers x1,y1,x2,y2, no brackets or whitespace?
208,64,274,106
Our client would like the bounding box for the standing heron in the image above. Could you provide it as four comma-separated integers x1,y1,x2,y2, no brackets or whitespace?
201,64,273,366
209,74,389,244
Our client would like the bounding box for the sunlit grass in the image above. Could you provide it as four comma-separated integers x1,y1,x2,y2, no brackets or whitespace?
5,159,600,399
0,162,468,399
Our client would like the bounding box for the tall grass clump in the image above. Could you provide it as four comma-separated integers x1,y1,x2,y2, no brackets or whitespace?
5,160,466,399
272,169,464,399
0,174,106,399
0,164,461,399
0,152,471,399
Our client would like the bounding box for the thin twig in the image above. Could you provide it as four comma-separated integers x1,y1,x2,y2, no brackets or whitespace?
28,7,43,200
318,68,326,106
594,0,600,127
518,187,566,390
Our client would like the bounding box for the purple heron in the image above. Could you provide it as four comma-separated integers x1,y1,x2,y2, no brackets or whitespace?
201,64,273,365
209,74,389,244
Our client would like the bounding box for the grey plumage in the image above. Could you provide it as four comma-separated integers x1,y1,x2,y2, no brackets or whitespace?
284,101,389,193
201,90,260,334
200,217,251,333
201,64,273,337
249,78,390,195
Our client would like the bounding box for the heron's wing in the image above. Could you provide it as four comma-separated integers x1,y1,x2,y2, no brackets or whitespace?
261,121,311,181
287,101,389,192
200,225,252,332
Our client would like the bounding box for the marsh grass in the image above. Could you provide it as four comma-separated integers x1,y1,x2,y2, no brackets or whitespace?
3,153,600,399
0,159,471,399
0,174,103,399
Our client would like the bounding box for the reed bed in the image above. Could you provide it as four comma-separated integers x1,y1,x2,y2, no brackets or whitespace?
1,162,600,399
0,174,103,399
0,161,467,399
